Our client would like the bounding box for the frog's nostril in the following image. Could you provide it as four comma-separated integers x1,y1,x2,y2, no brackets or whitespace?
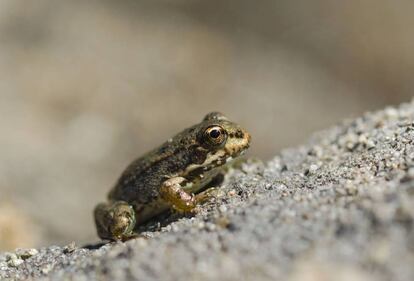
235,129,244,139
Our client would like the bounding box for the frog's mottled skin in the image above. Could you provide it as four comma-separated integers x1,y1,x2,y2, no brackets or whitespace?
94,112,251,240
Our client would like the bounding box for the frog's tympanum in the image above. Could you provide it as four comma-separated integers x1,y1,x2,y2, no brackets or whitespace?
94,112,251,240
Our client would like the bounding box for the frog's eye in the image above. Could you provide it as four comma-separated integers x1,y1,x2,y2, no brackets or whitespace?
204,125,227,146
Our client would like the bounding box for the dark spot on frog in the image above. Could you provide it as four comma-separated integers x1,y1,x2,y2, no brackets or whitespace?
187,167,206,180
191,147,207,165
235,129,244,139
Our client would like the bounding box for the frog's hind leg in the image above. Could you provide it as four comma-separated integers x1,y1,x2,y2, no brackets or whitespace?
94,201,136,241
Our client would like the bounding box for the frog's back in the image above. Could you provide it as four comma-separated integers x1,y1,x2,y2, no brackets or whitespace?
108,127,197,204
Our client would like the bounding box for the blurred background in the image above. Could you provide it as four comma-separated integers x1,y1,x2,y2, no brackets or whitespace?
0,0,413,251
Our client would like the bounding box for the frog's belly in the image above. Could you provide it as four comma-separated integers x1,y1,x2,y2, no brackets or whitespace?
133,199,170,226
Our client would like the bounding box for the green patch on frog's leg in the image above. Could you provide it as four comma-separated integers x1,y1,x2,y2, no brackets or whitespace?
94,201,136,241
160,177,197,213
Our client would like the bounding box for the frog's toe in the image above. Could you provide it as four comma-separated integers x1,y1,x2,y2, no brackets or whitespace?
195,187,221,204
94,201,136,241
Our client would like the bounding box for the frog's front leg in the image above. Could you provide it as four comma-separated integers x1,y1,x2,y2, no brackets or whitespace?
94,201,136,241
159,177,198,212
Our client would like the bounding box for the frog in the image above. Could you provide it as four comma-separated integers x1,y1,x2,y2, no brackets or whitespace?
94,112,251,241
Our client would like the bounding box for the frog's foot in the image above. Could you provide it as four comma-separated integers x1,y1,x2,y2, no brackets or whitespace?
194,187,220,204
94,201,136,241
160,177,198,213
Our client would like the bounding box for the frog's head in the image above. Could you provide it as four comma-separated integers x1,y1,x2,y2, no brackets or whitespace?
195,112,251,168
179,112,250,179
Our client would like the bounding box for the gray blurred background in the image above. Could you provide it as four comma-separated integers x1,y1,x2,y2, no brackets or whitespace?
0,0,413,250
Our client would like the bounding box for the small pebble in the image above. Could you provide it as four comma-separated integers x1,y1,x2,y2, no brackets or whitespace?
219,205,228,213
309,164,319,174
407,167,414,179
6,254,24,267
63,242,77,254
15,248,38,260
385,107,399,119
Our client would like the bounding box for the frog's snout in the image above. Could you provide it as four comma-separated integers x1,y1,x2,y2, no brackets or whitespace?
245,131,251,147
225,127,251,157
241,131,251,152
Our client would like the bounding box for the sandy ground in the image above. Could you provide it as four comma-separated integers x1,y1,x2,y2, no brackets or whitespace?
1,101,414,280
